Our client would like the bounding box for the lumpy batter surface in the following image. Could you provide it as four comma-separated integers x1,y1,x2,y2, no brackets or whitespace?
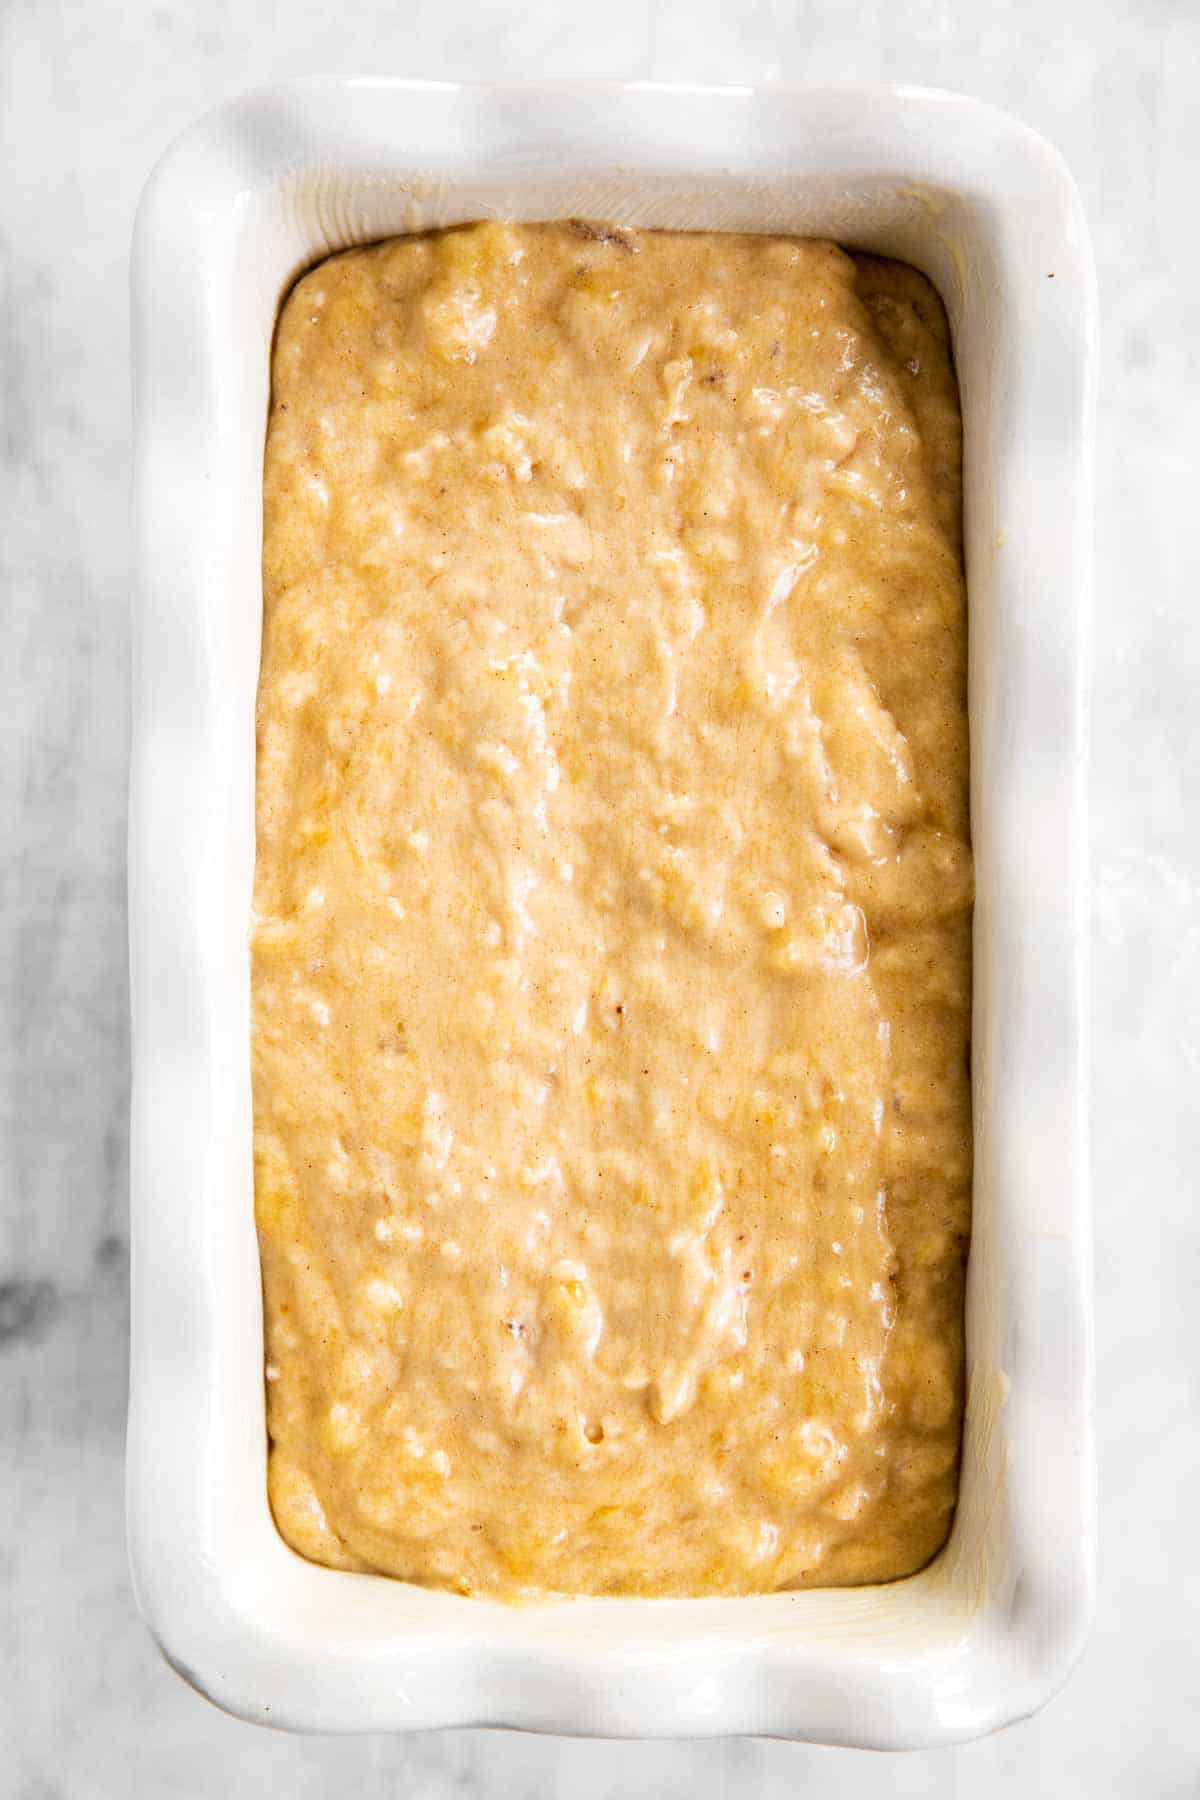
253,223,972,1599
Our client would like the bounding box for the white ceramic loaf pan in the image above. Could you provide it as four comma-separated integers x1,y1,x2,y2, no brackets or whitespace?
128,80,1095,1748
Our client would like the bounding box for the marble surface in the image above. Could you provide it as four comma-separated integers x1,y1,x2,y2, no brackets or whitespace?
2,0,1197,1793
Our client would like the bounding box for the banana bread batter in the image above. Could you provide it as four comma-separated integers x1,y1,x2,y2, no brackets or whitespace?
253,222,972,1599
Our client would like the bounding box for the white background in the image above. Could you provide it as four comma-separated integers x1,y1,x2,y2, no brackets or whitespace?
2,1,1197,1794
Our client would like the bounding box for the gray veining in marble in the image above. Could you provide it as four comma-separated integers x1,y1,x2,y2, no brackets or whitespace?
3,0,1198,1793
